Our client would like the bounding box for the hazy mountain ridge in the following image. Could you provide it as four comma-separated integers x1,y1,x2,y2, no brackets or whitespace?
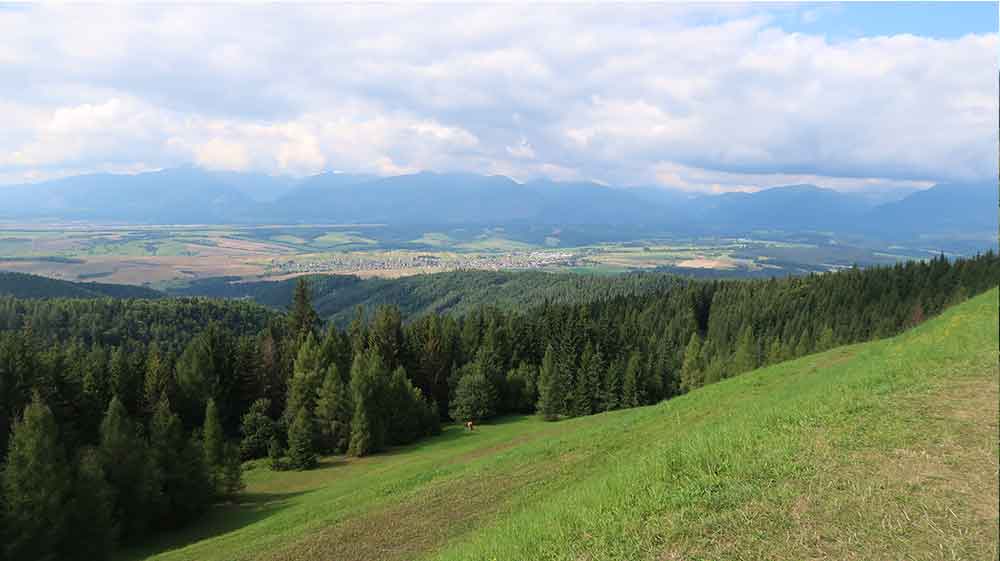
1,168,994,239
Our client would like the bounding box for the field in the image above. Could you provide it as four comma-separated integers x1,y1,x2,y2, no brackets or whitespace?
0,223,940,287
120,289,999,561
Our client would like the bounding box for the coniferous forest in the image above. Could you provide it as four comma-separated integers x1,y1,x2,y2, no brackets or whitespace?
0,252,997,560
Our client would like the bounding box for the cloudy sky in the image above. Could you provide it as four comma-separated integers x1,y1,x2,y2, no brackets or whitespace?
1,2,997,192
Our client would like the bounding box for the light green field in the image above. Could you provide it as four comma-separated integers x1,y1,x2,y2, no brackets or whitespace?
121,289,999,561
313,231,378,247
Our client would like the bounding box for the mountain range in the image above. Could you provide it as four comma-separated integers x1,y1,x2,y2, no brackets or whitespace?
0,168,995,239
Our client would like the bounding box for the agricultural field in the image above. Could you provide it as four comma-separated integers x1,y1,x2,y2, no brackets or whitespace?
0,223,937,287
119,289,998,561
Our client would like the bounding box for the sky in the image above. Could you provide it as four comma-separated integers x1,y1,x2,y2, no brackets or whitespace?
1,2,997,193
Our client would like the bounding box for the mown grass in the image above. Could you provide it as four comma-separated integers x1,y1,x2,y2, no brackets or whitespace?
122,289,999,561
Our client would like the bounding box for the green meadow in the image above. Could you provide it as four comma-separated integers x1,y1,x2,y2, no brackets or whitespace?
122,288,998,560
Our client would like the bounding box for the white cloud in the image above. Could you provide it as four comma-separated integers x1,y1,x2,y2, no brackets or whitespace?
0,4,995,193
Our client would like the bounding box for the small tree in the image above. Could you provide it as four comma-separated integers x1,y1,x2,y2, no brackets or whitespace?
347,402,374,457
240,398,276,460
449,369,498,422
220,443,245,497
287,407,317,470
267,435,286,471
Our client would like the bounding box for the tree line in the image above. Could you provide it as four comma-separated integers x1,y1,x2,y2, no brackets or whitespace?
0,251,996,560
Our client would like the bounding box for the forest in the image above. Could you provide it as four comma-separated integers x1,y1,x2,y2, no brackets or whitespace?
0,251,997,561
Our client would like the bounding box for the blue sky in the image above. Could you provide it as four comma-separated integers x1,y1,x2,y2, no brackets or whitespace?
775,2,998,39
0,3,996,193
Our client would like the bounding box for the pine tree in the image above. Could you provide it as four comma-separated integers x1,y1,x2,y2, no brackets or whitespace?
267,434,286,471
220,443,245,497
99,395,153,540
347,402,374,457
239,398,276,460
287,406,317,470
148,395,209,529
572,343,601,416
680,332,704,392
621,350,644,408
289,277,320,341
449,367,499,422
536,345,561,421
1,393,72,561
283,332,323,428
602,358,623,411
314,365,352,453
64,447,116,561
731,325,757,375
816,326,836,352
202,398,225,494
143,342,172,415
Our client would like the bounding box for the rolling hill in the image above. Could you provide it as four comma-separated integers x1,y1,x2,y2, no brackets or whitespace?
120,288,998,561
0,271,163,299
167,271,683,326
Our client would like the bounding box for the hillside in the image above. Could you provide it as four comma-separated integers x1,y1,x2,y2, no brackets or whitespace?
0,271,163,300
122,288,999,561
168,270,684,326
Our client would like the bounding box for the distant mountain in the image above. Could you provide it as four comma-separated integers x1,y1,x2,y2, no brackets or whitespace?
684,185,871,233
0,167,262,223
0,169,993,241
0,271,162,299
864,183,999,237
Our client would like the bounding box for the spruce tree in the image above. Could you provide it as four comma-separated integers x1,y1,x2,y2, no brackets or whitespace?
621,350,644,408
239,398,276,460
536,344,561,420
202,398,225,494
287,406,317,470
99,395,153,540
680,332,704,392
314,365,352,453
64,447,116,561
1,393,71,561
347,402,374,457
732,325,757,375
449,367,499,422
289,277,320,341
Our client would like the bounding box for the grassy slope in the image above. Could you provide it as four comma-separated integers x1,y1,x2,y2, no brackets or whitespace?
123,289,999,561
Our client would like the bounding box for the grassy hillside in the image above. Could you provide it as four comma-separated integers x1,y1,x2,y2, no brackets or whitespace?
0,271,162,299
122,289,998,561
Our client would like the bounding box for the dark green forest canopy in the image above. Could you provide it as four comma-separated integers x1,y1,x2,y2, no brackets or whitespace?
0,251,996,561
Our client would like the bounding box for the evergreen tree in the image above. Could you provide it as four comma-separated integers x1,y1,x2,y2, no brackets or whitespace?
731,325,757,375
64,447,116,561
148,395,209,529
347,401,374,457
1,393,71,561
267,434,286,471
220,443,245,498
287,406,317,470
288,277,320,341
202,398,225,494
536,345,562,421
680,333,704,392
571,343,600,416
449,367,499,422
314,364,352,453
239,398,276,460
816,326,836,352
99,396,153,540
621,350,644,408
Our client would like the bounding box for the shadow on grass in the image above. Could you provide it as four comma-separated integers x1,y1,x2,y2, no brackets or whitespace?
113,490,306,561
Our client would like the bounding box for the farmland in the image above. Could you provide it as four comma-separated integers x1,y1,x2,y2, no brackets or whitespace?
0,223,938,288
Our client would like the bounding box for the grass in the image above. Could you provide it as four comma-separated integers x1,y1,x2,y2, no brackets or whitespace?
122,288,999,561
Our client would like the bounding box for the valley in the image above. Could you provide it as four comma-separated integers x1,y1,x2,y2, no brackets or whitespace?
0,222,946,288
